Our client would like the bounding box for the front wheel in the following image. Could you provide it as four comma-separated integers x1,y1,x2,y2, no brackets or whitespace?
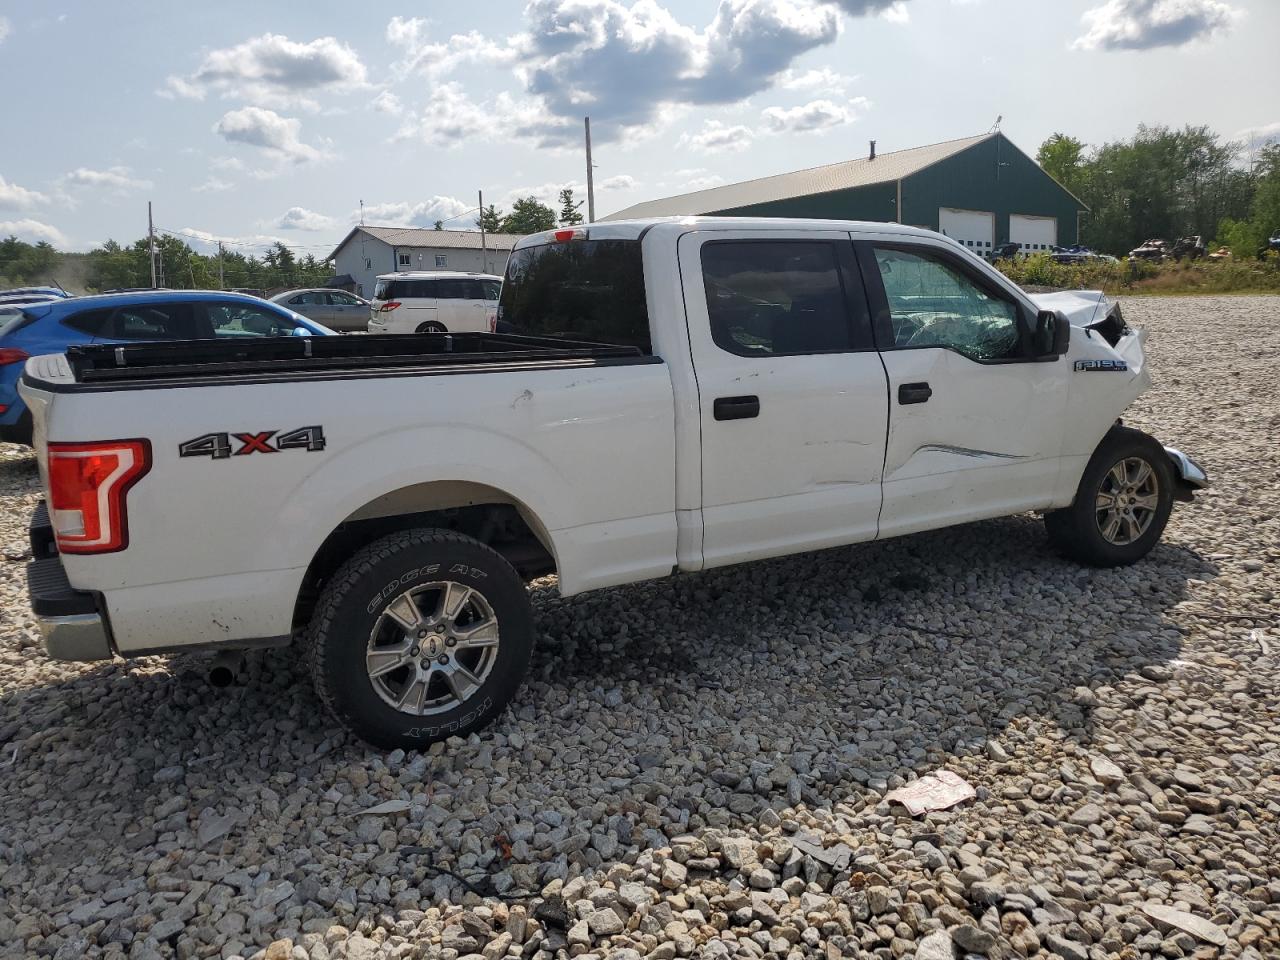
307,528,534,749
416,321,448,334
1045,426,1174,567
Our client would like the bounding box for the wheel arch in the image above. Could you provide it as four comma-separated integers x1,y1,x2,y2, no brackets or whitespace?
292,479,559,631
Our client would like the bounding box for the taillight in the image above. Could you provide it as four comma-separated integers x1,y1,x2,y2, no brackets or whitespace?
379,301,401,312
0,347,30,366
47,439,151,554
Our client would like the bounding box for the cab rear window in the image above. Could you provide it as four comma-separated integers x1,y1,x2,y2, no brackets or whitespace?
498,239,650,353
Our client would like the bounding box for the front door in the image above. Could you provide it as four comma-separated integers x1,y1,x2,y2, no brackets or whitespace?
678,229,889,568
855,235,1068,538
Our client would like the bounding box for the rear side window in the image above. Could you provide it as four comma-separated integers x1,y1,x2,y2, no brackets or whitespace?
107,304,199,340
700,241,868,356
375,279,438,300
290,291,325,305
498,240,650,352
479,279,501,300
435,279,474,300
63,308,115,337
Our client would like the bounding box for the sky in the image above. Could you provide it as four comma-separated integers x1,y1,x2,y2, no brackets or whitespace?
1,0,1278,256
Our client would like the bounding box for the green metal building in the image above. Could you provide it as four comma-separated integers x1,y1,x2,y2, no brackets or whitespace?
603,133,1088,258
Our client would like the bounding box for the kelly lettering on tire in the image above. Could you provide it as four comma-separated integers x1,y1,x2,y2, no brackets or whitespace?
179,426,326,460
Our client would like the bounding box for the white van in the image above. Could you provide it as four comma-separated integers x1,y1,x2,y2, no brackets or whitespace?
367,272,501,334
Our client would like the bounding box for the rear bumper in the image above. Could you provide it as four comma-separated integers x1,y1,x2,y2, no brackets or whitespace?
26,502,114,661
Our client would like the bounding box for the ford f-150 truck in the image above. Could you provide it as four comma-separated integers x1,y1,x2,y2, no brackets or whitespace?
19,218,1208,748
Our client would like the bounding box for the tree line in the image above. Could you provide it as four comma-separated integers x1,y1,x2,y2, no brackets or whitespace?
1037,124,1279,257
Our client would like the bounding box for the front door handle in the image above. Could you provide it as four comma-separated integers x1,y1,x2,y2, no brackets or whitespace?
898,382,932,405
714,395,760,421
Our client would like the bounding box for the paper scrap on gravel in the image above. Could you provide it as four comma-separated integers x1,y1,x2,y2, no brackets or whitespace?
357,800,412,816
1141,903,1227,946
884,771,975,815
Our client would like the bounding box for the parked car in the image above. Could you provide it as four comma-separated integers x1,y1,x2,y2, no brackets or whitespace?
991,242,1021,260
1,290,332,445
1128,239,1169,261
0,286,71,300
0,292,68,306
17,218,1208,749
367,272,501,334
229,287,268,299
1169,236,1205,261
1049,247,1118,265
271,288,370,332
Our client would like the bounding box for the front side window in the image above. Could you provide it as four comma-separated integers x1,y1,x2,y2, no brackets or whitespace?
873,247,1020,361
700,241,865,356
205,303,299,337
499,239,649,352
328,292,360,305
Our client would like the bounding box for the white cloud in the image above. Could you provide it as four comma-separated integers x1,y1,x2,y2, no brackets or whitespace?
1235,122,1280,150
371,90,403,114
161,33,368,107
358,196,474,229
386,17,515,77
194,176,234,193
62,166,153,192
392,83,574,150
1074,0,1241,51
600,174,639,191
778,67,857,93
0,174,50,211
272,206,338,232
213,107,326,165
506,0,899,146
678,120,755,153
881,1,910,23
0,17,11,44
0,218,69,247
760,97,868,134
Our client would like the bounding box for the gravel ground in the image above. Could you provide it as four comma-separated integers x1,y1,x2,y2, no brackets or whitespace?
1,295,1277,960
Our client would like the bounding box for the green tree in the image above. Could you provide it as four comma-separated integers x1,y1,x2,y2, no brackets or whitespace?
476,204,504,233
500,196,557,235
433,220,444,230
1037,133,1086,195
558,187,584,226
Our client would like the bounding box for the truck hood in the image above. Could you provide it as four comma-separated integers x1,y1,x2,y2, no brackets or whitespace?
1027,289,1111,328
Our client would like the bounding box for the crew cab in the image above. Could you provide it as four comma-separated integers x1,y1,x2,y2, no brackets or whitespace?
19,218,1207,749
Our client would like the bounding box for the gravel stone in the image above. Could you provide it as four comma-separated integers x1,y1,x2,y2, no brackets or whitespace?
1,297,1278,959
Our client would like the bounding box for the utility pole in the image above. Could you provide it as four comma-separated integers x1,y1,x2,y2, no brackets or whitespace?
478,189,488,272
217,242,225,289
147,201,157,288
584,117,595,224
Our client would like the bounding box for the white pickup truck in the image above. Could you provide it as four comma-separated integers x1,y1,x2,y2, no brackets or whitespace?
20,218,1207,748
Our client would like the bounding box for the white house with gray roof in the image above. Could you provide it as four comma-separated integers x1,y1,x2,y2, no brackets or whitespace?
328,227,523,298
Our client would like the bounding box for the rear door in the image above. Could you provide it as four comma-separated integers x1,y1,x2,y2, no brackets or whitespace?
678,229,889,568
402,279,439,331
434,278,485,332
855,235,1068,537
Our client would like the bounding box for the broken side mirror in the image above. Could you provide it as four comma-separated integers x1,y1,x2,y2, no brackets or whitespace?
1032,309,1070,359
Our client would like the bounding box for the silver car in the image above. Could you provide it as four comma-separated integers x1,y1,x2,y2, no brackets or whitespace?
271,288,369,332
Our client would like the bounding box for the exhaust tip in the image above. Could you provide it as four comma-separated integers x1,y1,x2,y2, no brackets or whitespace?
208,665,235,688
207,651,243,688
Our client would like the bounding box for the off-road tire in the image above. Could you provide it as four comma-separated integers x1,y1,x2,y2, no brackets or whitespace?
1045,426,1174,567
306,528,533,749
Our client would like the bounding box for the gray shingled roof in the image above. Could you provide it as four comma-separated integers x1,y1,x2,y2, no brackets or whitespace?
602,134,994,221
329,226,523,261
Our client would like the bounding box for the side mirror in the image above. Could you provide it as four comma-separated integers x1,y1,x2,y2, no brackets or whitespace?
1032,309,1070,358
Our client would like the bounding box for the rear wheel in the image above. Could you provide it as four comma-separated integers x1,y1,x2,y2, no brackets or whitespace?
307,528,534,749
416,321,447,334
1045,426,1174,567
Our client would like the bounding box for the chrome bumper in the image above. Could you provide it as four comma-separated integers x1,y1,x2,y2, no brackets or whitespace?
37,612,114,661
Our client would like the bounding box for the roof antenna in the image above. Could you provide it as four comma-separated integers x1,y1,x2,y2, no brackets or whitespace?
987,115,1002,134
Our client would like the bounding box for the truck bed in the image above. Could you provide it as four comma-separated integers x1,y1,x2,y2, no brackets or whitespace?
35,332,650,390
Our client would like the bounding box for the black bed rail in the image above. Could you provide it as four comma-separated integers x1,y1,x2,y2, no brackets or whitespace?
64,332,646,384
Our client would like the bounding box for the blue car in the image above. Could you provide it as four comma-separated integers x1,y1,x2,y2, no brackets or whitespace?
1,290,334,445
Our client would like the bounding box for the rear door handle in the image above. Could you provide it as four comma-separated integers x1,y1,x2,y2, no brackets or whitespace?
714,395,760,421
898,382,932,405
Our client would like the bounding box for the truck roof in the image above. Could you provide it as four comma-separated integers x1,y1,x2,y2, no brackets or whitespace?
513,216,946,250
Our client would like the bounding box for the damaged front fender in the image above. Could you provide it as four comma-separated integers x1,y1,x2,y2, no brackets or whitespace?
1164,446,1209,501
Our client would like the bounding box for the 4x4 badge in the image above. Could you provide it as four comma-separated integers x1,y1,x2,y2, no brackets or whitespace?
179,425,326,459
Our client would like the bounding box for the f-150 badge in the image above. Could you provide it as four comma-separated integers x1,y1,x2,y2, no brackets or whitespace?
1074,359,1128,372
179,425,326,459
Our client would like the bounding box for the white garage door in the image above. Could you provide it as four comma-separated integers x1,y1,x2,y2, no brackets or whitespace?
1010,214,1057,253
939,208,994,260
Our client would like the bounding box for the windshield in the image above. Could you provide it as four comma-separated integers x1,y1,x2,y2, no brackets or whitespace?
498,239,650,353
